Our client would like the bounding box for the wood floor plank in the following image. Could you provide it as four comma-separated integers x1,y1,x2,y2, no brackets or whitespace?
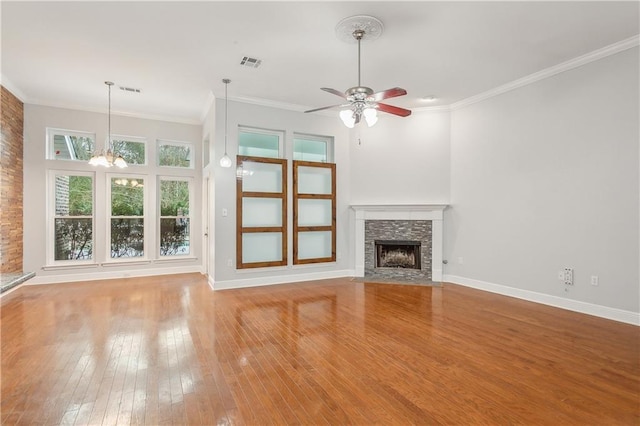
1,273,638,425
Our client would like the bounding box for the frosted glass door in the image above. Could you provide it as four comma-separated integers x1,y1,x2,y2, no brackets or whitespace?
237,156,287,268
292,161,336,265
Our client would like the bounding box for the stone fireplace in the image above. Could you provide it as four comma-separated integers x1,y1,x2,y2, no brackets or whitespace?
351,205,447,282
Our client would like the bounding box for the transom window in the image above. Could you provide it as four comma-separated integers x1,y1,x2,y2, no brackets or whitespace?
47,128,95,161
238,126,283,159
158,140,194,168
293,133,334,163
112,135,146,165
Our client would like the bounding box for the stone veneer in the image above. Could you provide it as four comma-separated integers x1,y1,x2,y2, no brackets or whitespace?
364,220,432,281
1,86,24,274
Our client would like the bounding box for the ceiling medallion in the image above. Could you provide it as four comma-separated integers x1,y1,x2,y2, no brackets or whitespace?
335,15,384,44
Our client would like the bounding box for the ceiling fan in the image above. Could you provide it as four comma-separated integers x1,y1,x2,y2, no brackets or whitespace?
305,20,412,128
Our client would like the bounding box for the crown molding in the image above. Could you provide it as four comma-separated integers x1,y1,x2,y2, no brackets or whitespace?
1,74,28,102
451,35,639,111
27,99,201,125
199,90,216,123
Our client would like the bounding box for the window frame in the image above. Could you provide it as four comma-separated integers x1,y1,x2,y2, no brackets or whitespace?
157,139,195,169
106,173,149,262
46,170,96,266
46,128,96,161
111,134,148,166
293,132,334,163
158,176,194,258
238,126,284,159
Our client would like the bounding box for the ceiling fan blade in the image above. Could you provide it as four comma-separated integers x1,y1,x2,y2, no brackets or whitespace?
368,87,407,102
321,87,347,98
377,103,412,117
304,104,344,113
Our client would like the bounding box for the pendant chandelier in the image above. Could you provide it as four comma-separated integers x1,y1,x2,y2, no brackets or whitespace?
89,81,127,168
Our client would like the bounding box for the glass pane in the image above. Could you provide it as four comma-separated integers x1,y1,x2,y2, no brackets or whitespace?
160,180,189,216
160,218,190,256
242,161,282,193
298,199,332,226
111,218,144,258
298,166,332,194
112,139,146,165
293,138,327,162
243,198,282,227
158,143,192,168
52,133,94,161
111,178,144,216
298,231,332,260
239,131,279,158
54,218,93,260
242,232,282,263
55,175,92,216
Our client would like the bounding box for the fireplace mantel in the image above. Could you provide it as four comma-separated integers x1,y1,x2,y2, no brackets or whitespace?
351,204,448,281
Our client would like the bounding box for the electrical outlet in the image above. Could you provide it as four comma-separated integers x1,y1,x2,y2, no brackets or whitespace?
227,258,233,267
222,208,228,217
591,275,599,286
564,267,574,286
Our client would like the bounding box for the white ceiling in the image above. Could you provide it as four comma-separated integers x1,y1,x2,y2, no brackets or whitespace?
2,1,638,124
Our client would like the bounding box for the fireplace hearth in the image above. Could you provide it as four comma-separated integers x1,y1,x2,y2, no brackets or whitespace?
375,240,421,269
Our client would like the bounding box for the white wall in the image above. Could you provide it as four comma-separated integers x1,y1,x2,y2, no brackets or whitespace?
211,100,353,288
445,47,639,315
349,110,451,205
24,104,203,283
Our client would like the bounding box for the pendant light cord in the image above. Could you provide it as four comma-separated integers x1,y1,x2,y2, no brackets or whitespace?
224,79,229,154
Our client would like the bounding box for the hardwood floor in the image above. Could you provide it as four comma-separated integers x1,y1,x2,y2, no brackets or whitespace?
1,273,638,425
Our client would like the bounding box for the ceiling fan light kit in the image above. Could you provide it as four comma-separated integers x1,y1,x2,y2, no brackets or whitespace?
305,15,411,128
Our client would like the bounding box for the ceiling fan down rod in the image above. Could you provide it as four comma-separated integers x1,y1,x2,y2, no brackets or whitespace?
354,29,364,88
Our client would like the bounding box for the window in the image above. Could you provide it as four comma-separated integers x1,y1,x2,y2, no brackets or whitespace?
158,140,193,168
47,128,95,161
109,176,145,259
159,178,192,256
238,127,283,159
236,156,287,268
293,133,333,163
50,172,94,263
292,161,336,264
112,135,146,165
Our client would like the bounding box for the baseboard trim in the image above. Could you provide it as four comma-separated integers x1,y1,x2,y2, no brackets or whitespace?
26,265,204,285
444,274,639,326
212,269,355,290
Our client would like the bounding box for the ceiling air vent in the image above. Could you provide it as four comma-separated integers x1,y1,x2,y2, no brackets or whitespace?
119,86,142,93
240,56,262,68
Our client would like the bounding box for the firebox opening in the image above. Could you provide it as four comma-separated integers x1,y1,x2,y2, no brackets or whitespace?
374,240,421,269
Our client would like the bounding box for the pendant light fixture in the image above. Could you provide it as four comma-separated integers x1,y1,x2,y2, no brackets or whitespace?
89,81,127,168
219,78,232,168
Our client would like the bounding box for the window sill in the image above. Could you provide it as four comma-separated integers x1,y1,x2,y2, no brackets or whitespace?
154,256,198,264
101,259,152,267
42,263,99,271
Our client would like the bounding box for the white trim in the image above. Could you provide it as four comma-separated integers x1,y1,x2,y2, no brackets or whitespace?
199,90,216,124
27,265,202,285
451,35,640,111
351,204,448,281
0,74,27,102
444,274,640,326
212,269,355,290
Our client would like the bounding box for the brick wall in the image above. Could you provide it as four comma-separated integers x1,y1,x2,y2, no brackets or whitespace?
1,86,24,273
